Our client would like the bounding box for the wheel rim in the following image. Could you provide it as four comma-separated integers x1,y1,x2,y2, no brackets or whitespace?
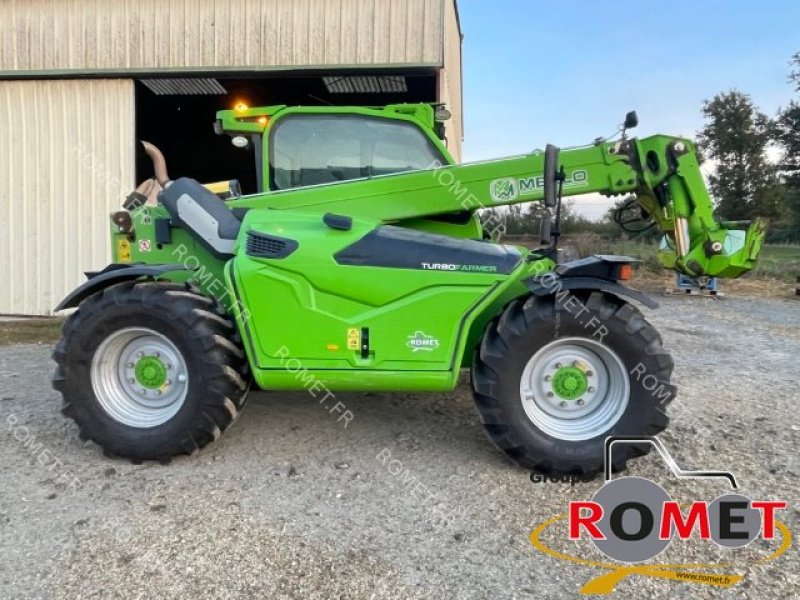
519,337,629,441
91,327,189,428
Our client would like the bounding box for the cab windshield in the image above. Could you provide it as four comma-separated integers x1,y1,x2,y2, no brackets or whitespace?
269,114,445,191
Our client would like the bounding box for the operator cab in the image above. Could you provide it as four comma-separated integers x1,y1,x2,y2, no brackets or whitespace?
215,104,481,239
215,104,454,194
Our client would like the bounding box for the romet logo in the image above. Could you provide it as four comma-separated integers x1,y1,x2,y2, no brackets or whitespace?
529,436,791,595
406,331,440,352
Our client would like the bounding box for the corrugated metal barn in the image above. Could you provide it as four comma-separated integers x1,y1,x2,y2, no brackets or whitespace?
0,0,463,315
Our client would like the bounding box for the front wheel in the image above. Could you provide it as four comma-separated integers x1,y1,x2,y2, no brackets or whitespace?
472,291,674,477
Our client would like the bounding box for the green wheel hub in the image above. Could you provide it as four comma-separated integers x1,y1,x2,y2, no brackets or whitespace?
519,337,630,441
551,366,588,400
134,356,168,389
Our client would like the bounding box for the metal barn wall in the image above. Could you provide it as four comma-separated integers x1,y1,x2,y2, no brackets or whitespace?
0,80,134,315
439,0,462,161
0,0,444,75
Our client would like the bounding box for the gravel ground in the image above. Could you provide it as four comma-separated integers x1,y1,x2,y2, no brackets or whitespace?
0,294,798,599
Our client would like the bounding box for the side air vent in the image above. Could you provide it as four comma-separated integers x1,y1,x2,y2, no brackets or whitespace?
246,231,298,259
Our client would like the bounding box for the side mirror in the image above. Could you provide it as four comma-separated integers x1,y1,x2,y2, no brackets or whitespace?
543,144,560,208
539,210,552,246
624,111,638,130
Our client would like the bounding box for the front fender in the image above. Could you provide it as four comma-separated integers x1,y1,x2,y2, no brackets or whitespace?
523,275,658,309
55,263,190,311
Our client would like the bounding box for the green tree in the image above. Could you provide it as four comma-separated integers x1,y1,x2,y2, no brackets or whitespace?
774,52,800,240
698,91,783,224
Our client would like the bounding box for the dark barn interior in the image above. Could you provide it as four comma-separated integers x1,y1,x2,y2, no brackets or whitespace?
135,73,438,194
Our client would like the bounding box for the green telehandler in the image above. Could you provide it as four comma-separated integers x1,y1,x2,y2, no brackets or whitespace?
52,103,764,476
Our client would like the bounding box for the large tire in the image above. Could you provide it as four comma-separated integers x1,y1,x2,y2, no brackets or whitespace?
472,291,674,477
52,281,249,462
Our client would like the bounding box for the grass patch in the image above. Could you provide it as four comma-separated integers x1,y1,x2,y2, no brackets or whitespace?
0,318,63,346
752,244,800,281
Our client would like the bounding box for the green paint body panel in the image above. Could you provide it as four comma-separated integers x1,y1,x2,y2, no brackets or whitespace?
220,210,546,391
107,103,765,392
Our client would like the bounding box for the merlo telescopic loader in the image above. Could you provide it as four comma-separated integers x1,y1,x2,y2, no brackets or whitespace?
52,103,764,476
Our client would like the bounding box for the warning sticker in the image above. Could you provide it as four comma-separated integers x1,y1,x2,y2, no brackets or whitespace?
347,328,360,350
117,239,132,263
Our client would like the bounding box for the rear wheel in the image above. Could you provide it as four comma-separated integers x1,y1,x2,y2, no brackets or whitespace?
472,291,674,477
53,281,249,462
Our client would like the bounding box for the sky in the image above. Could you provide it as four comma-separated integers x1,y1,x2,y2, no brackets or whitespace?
457,0,800,219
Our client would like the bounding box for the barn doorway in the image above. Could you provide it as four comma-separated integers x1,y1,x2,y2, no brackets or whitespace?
134,74,437,195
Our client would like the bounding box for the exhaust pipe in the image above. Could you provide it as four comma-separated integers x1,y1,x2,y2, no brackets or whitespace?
140,141,170,186
133,177,156,196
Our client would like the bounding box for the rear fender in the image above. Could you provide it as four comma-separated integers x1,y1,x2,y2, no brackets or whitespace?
54,263,190,311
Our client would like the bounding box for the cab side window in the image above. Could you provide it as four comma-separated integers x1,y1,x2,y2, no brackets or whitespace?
270,114,444,191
